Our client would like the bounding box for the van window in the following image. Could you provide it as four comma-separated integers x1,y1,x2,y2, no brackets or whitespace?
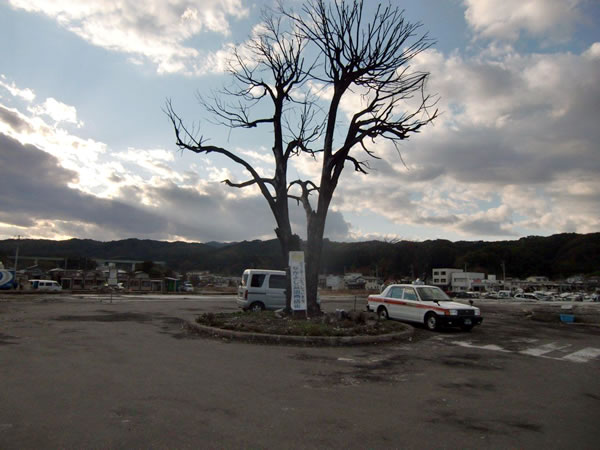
269,275,286,289
241,274,248,287
250,274,266,288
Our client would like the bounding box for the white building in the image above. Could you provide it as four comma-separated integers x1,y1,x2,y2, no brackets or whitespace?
431,268,463,287
526,275,549,283
364,276,384,291
451,272,485,292
325,274,344,290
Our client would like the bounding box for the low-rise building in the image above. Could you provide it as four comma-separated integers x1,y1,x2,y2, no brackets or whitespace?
324,274,344,290
431,268,463,288
344,273,366,290
451,271,485,292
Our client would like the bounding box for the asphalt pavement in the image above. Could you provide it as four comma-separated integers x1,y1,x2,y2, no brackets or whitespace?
1,294,599,449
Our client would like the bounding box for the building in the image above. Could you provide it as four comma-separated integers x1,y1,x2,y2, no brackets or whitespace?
344,273,366,290
324,274,344,290
451,271,485,292
431,268,463,288
526,275,549,283
364,276,384,291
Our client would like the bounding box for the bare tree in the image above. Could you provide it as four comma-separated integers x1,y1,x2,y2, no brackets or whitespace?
167,0,437,315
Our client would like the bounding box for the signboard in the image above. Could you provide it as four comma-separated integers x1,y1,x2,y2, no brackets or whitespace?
0,269,17,290
108,263,118,287
289,251,307,311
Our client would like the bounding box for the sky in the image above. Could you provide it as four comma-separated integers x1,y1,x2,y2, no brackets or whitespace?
0,0,599,244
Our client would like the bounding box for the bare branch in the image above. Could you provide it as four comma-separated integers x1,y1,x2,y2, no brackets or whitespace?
164,99,276,209
287,179,319,215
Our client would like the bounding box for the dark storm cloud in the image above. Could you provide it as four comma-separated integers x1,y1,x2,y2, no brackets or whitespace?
0,134,168,234
0,105,33,134
390,48,600,188
139,181,350,242
457,218,518,237
418,215,459,226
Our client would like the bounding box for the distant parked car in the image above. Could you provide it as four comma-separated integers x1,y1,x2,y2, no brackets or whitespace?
513,293,539,301
182,282,194,292
30,280,62,291
496,290,512,299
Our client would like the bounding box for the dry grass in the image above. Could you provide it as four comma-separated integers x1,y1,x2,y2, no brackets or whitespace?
196,310,406,337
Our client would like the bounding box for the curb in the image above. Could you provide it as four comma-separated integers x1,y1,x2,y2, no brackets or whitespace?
184,321,414,346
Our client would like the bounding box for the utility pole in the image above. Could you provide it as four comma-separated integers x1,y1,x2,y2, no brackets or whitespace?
13,235,23,272
501,261,506,282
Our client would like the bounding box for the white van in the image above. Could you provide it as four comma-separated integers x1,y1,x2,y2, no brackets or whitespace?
237,269,287,311
30,279,62,291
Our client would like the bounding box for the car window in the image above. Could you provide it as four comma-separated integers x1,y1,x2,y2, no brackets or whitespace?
403,287,417,300
241,274,248,287
250,274,266,288
416,287,451,301
388,287,404,299
269,275,286,289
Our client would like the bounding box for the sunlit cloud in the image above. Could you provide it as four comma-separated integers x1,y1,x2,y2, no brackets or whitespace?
0,74,36,102
6,0,249,75
464,0,583,42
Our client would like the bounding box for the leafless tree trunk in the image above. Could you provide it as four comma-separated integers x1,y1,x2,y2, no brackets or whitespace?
167,0,437,316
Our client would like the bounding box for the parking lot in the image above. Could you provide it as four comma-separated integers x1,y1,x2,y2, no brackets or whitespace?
1,293,599,449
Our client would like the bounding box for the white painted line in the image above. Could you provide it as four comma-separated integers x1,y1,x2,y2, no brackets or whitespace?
511,338,539,344
520,342,572,357
561,348,600,363
450,341,511,353
337,357,355,362
448,341,600,364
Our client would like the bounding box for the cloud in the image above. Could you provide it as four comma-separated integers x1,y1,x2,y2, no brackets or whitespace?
320,42,600,239
0,133,169,237
464,0,583,42
122,180,350,242
0,106,351,242
7,0,249,75
0,75,36,102
0,105,34,134
28,98,83,127
0,95,110,196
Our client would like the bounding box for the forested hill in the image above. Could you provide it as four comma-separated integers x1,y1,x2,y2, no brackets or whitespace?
0,233,598,280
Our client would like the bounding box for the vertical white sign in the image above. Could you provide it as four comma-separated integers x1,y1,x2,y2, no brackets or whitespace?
289,251,307,311
108,263,118,286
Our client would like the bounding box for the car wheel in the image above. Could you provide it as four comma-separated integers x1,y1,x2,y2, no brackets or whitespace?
249,302,265,312
424,312,438,331
460,324,474,332
377,306,389,320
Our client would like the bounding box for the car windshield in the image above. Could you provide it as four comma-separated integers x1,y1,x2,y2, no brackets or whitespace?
416,287,451,301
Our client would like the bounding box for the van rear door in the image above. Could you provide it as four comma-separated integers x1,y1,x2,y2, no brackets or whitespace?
266,273,286,308
238,271,249,301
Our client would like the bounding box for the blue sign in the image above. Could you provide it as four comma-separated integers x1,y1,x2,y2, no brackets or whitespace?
0,270,17,290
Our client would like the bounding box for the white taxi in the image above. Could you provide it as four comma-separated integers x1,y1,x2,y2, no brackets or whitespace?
367,284,483,331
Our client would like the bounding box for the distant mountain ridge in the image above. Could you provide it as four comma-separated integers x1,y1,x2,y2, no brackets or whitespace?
0,233,598,280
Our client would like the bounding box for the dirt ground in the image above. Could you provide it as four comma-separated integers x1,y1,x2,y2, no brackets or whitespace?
1,294,599,449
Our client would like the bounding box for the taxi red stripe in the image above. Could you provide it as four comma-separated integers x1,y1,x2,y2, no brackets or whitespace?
368,296,448,314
